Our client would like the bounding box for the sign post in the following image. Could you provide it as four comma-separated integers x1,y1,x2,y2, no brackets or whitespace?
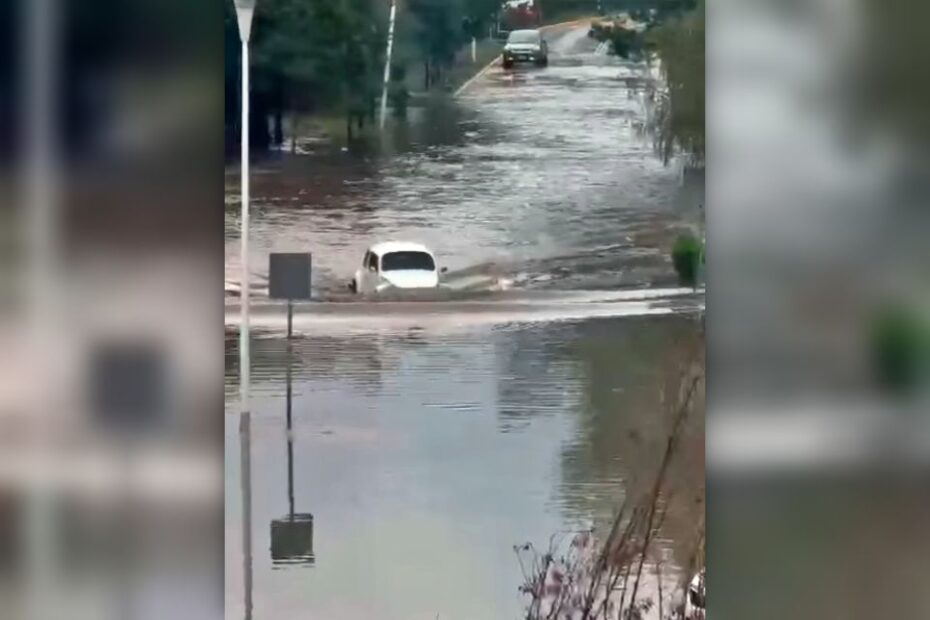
267,253,315,566
268,253,313,338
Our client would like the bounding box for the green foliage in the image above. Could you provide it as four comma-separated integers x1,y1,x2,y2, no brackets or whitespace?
225,0,386,144
647,1,704,164
252,0,384,112
407,0,493,69
870,306,929,395
671,232,703,287
225,0,501,147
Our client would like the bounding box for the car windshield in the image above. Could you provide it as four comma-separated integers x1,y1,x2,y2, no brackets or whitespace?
381,251,435,272
508,31,539,44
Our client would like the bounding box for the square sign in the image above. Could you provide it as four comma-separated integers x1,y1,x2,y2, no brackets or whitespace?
268,253,312,300
89,342,165,434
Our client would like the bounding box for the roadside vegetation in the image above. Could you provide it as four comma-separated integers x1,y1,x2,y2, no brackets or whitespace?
585,1,705,286
671,232,704,288
648,2,704,167
870,304,930,396
224,0,503,152
587,0,704,166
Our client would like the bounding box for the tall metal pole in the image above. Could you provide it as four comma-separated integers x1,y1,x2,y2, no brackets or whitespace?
241,40,251,412
379,0,397,130
234,2,255,615
25,1,59,619
240,38,254,620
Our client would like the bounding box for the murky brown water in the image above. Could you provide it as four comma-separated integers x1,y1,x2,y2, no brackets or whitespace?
224,26,702,297
225,25,704,620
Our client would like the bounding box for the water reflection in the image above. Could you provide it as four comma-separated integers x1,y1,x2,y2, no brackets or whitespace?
225,314,702,619
238,410,253,620
270,514,315,566
270,337,315,567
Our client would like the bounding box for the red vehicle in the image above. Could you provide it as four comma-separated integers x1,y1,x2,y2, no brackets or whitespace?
499,0,542,33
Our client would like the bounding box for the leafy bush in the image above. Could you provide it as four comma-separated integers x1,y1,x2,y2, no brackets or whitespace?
671,232,703,287
870,306,929,395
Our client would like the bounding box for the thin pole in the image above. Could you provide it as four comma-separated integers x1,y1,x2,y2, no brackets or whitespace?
471,37,477,63
379,0,397,130
286,336,294,520
240,411,253,620
25,1,59,618
240,40,251,409
287,301,293,339
239,37,253,620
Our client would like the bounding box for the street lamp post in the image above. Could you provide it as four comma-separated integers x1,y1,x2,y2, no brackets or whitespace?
379,0,397,130
233,3,256,619
234,0,255,413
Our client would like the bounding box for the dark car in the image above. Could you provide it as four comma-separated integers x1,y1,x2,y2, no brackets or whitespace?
502,29,548,68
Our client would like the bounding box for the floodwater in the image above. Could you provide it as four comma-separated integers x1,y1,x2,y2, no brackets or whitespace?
225,24,704,620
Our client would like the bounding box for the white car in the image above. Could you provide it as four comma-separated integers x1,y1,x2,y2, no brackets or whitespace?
502,29,548,68
685,569,705,619
349,242,446,294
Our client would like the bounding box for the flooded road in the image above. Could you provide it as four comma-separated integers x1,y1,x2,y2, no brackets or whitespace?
224,24,702,296
225,23,704,620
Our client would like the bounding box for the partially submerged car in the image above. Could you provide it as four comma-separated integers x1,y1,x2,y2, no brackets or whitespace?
502,29,548,68
349,242,446,294
684,569,706,619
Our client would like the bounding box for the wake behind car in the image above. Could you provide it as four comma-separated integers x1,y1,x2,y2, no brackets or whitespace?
502,29,548,68
349,242,447,294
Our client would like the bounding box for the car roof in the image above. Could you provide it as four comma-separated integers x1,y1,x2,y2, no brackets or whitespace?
509,29,540,37
368,241,434,256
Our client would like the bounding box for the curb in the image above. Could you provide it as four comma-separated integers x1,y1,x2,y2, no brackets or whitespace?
453,17,594,97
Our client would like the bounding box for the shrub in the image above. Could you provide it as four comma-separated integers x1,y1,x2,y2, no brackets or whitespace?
671,232,703,287
870,306,928,395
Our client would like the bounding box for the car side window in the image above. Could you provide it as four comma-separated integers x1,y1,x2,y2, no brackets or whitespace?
367,252,378,271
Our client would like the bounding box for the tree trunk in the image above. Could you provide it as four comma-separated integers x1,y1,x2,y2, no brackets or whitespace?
346,114,353,142
291,114,298,154
424,60,430,89
273,107,284,146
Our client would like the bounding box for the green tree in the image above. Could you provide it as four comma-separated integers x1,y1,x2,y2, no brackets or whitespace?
226,0,385,147
407,0,467,88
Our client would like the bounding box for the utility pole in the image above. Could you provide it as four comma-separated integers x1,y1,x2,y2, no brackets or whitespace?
379,0,397,130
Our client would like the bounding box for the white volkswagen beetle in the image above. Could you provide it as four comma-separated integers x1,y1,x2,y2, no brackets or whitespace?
348,242,446,294
685,569,705,619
